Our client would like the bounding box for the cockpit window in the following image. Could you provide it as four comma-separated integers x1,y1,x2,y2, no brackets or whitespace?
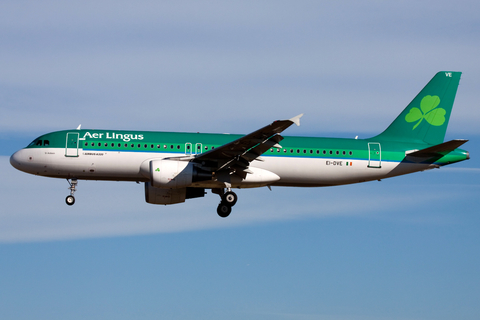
28,138,45,147
43,140,50,146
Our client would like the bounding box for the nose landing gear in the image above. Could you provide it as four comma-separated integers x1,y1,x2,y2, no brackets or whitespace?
214,188,238,218
66,178,78,206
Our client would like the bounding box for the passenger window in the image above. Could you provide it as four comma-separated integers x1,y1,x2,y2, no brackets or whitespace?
329,150,333,155
349,151,353,155
85,142,89,146
336,151,339,155
98,143,102,147
343,151,346,155
323,150,326,154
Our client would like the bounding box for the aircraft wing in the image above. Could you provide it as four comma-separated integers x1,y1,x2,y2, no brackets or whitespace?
193,114,303,174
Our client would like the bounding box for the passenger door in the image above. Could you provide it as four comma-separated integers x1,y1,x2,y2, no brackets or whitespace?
368,142,381,168
65,132,80,157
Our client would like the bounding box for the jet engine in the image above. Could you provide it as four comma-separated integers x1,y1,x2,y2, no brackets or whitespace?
145,182,205,205
149,159,212,189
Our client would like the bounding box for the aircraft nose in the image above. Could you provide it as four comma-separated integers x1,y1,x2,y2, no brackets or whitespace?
10,150,21,170
10,149,28,172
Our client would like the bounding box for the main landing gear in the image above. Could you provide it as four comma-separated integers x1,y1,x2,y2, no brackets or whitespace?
214,188,238,218
65,178,78,206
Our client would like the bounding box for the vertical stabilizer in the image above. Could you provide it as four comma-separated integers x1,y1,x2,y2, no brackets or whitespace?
374,72,461,145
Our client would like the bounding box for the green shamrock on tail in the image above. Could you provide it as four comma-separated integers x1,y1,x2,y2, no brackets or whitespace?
405,95,446,130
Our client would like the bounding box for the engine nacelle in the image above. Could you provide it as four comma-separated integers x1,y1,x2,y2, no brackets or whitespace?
145,182,186,204
149,159,212,189
145,182,206,205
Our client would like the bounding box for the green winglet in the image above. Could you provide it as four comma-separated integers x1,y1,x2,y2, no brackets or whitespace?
288,113,303,126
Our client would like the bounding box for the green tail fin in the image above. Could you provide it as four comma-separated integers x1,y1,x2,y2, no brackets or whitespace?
374,71,462,145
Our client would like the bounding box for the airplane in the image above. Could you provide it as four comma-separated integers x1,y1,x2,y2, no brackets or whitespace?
10,71,469,217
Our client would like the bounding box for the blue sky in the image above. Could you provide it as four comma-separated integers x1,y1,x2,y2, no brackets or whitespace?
1,1,479,319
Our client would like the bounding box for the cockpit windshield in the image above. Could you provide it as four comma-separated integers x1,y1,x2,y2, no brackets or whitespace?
28,139,39,147
27,139,50,147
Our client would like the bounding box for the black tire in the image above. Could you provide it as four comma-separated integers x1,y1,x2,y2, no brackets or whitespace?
66,195,75,206
217,203,232,218
222,191,238,207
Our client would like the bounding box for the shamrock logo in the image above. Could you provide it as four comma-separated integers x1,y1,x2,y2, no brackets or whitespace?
405,95,446,130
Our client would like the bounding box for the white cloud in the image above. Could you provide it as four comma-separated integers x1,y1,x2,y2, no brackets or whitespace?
1,156,474,243
0,1,479,136
1,1,478,242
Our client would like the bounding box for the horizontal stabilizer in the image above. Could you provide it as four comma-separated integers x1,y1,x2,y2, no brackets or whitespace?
407,139,468,158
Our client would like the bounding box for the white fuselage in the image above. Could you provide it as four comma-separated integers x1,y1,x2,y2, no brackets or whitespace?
10,146,432,189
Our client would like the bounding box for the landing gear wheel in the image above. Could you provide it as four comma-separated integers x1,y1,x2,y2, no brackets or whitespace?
222,191,238,207
217,203,232,218
66,179,78,206
66,195,75,206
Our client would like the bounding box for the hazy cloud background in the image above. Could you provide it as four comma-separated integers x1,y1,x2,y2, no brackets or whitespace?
1,0,479,137
3,156,475,243
1,1,479,320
